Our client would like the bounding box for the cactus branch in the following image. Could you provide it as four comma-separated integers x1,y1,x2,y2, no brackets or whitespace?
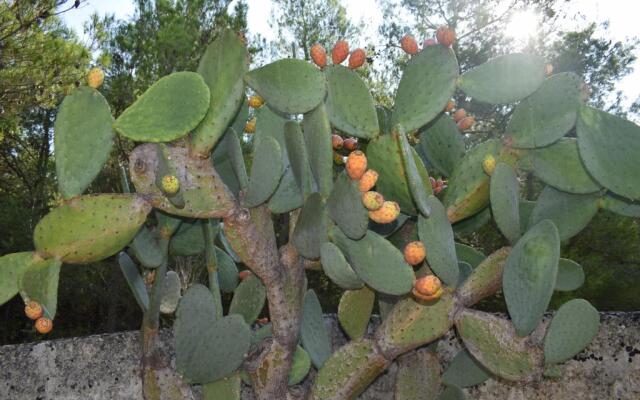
202,220,223,320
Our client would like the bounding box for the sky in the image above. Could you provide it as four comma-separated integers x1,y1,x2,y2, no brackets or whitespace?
61,0,639,109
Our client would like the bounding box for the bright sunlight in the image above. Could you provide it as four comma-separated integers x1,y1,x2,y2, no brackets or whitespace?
506,9,540,42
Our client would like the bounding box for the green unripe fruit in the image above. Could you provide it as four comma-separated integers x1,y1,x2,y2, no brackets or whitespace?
161,175,180,195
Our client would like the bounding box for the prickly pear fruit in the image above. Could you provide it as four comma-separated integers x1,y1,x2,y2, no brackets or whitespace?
87,67,104,89
457,116,475,132
412,275,443,301
248,95,264,108
346,150,367,180
368,200,400,224
362,191,384,211
161,175,180,195
423,38,437,47
359,170,379,192
333,152,346,165
332,134,344,150
436,26,456,47
311,44,328,68
401,35,419,55
245,117,257,133
404,241,426,265
348,48,366,69
482,154,496,175
256,317,269,324
238,270,252,280
343,137,358,151
545,63,554,76
453,108,466,123
25,301,43,320
35,317,53,334
444,100,455,112
332,40,350,64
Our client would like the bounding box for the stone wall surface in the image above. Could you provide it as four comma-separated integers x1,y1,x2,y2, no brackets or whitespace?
1,313,639,400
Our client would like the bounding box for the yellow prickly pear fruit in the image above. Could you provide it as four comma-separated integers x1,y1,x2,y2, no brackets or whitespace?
346,150,367,180
412,275,443,301
248,95,264,108
368,201,400,224
35,317,53,334
358,169,379,192
482,154,497,176
404,241,426,265
245,117,257,133
161,175,180,195
25,301,43,320
87,67,105,89
362,191,384,211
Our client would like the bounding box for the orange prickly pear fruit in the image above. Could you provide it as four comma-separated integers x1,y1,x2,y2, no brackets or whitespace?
444,100,455,112
368,201,400,224
404,241,426,265
545,63,554,76
343,137,358,151
256,317,269,325
436,26,456,47
346,150,367,180
35,317,53,334
348,48,366,69
482,154,497,175
311,44,328,68
453,108,466,123
413,275,443,301
358,169,379,192
238,270,252,280
25,301,43,320
457,116,475,132
332,134,344,150
423,38,437,47
401,35,419,55
244,117,257,134
333,152,346,165
248,95,264,108
332,40,349,64
362,191,384,211
161,175,180,195
87,67,105,89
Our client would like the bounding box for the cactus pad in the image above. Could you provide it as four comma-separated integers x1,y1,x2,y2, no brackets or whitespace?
338,286,375,340
302,104,333,198
203,373,241,400
454,243,485,269
301,290,332,369
457,247,510,307
327,172,368,240
229,274,266,325
601,193,640,217
395,349,442,400
244,136,283,208
129,227,163,268
170,220,205,256
160,270,181,314
292,193,328,259
245,59,326,114
490,163,521,244
543,299,599,364
215,247,239,293
284,121,315,198
419,114,465,177
555,258,585,292
442,349,491,388
18,255,61,319
398,126,432,216
0,252,42,306
289,345,312,385
267,167,304,214
319,242,364,290
117,252,149,312
114,72,210,142
54,87,114,198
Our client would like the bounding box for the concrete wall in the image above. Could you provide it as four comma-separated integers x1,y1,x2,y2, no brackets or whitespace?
1,313,639,399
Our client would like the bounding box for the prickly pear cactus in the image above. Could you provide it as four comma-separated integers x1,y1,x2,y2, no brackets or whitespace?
2,25,638,400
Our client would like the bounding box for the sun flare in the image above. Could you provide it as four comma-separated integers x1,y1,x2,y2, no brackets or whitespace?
506,10,540,42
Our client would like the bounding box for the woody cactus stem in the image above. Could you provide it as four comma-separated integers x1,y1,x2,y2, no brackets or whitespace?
202,220,222,320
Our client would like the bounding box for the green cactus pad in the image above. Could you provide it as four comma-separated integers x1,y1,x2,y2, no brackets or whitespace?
170,220,205,256
224,128,249,190
191,30,247,156
267,167,304,214
289,345,312,386
375,293,455,358
555,258,585,292
438,385,466,400
129,143,235,218
490,163,521,244
419,114,465,177
417,196,459,286
203,373,241,400
160,270,181,314
330,227,415,296
577,105,640,200
114,72,210,142
292,193,328,259
324,65,379,139
254,105,290,164
0,252,41,306
391,45,459,132
301,290,332,369
442,349,491,388
216,247,239,293
377,106,393,135
457,261,473,287
519,200,536,234
245,59,326,114
34,194,150,264
452,208,491,235
175,284,251,384
454,243,485,269
458,53,546,104
543,299,599,364
455,309,543,382
395,349,442,400
443,139,502,223
457,247,510,307
327,172,368,240
302,104,333,198
312,339,389,400
503,220,560,337
601,193,640,217
284,121,315,198
244,136,283,208
129,227,163,268
398,126,432,216
18,256,61,319
156,210,182,237
532,138,601,194
507,72,583,148
319,242,364,290
117,252,149,312
528,186,599,241
54,86,114,198
228,274,266,325
338,286,375,340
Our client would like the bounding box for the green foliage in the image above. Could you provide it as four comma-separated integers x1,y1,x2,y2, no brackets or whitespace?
417,197,459,286
327,172,368,240
337,286,375,339
301,290,332,369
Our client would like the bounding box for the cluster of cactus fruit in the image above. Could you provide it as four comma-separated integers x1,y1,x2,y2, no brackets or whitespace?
1,24,640,400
